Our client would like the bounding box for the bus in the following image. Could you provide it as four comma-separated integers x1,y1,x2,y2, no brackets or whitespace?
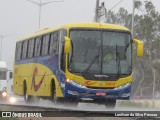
13,23,143,107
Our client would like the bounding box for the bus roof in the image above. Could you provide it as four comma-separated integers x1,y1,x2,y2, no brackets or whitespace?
17,22,130,42
64,22,130,31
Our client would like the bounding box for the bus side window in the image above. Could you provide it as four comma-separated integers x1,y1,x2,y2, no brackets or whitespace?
16,42,22,61
34,37,42,57
28,38,35,58
49,32,58,54
42,34,50,56
22,40,28,59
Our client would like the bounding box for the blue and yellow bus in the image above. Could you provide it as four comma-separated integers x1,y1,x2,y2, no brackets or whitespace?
13,23,143,107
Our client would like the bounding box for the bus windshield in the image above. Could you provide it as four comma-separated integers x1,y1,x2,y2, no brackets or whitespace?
69,29,131,76
0,71,7,80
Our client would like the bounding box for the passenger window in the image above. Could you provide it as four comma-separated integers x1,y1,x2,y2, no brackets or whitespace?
22,40,28,59
49,32,58,54
34,37,42,57
28,38,35,58
42,34,50,56
16,42,22,61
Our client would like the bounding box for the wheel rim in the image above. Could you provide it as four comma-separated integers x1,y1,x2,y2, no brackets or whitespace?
25,92,28,101
24,83,28,101
51,82,57,103
53,92,58,103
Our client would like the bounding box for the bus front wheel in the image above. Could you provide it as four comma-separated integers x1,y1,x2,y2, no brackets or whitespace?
51,80,58,103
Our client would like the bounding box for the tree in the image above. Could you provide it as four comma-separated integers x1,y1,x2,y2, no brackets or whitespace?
105,0,160,98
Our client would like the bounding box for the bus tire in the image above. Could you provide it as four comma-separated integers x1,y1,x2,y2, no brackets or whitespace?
23,81,33,103
51,80,65,105
24,81,28,102
105,99,116,109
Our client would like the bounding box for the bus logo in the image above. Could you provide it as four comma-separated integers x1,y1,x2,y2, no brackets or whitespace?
31,67,46,92
84,81,96,86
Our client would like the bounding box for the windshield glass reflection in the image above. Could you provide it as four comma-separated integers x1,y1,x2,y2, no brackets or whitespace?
69,29,131,76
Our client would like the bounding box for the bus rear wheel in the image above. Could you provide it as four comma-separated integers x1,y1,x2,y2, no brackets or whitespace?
24,82,28,101
23,81,34,103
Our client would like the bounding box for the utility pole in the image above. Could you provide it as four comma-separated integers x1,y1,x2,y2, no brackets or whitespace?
26,0,64,29
95,0,106,22
132,0,135,38
95,0,100,22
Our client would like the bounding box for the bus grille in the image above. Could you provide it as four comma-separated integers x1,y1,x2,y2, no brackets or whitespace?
86,86,115,89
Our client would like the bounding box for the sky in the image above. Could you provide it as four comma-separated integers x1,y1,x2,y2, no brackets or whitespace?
0,0,159,70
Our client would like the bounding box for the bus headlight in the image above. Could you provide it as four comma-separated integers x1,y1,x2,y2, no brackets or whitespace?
66,79,87,88
114,83,131,90
121,93,131,97
9,97,16,103
2,92,7,97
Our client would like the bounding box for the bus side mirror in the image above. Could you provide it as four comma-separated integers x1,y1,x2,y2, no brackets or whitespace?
64,36,71,54
9,71,13,79
133,39,143,57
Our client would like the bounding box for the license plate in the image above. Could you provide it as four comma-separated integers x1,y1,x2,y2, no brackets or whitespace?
96,92,106,96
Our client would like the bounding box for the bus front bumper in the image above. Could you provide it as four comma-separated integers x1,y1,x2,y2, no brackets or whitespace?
64,81,131,101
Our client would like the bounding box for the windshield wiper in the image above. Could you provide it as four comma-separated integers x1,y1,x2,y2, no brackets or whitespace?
124,42,130,59
82,45,101,75
116,45,121,79
83,55,99,75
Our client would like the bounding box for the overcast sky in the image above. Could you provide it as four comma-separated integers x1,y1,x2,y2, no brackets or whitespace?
0,0,159,69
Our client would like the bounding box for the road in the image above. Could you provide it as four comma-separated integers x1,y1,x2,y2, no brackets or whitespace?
1,94,160,111
1,96,160,119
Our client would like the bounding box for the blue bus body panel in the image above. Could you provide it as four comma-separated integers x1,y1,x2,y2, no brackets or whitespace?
65,82,131,100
